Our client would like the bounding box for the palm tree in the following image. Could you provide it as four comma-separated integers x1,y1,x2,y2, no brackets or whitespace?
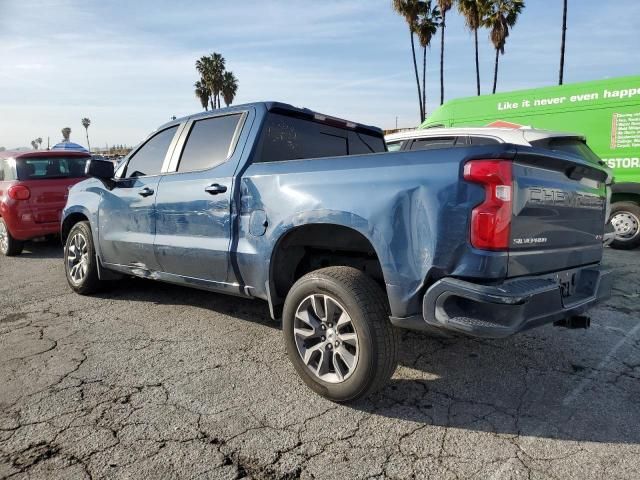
210,53,226,109
436,0,452,105
36,137,42,149
194,80,210,110
392,0,425,121
458,0,490,96
196,55,215,110
222,71,239,107
415,2,441,120
31,140,38,150
559,0,567,85
62,127,71,142
81,118,91,151
196,53,226,109
484,0,525,94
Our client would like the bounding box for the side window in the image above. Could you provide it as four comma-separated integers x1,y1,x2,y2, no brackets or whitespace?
124,126,178,178
470,136,500,145
409,136,458,151
386,141,403,152
177,114,242,172
1,159,14,181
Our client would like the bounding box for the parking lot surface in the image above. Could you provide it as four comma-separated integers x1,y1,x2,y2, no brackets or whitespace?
1,244,639,479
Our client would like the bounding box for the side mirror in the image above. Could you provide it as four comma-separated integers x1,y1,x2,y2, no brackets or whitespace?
85,159,114,180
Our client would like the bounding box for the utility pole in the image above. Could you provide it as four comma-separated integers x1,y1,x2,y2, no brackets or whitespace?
395,116,398,129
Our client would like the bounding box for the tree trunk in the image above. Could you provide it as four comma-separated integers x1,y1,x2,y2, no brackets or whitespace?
422,46,427,121
440,10,446,105
410,28,424,121
474,28,481,96
559,0,567,85
85,129,91,152
210,96,214,110
492,48,499,94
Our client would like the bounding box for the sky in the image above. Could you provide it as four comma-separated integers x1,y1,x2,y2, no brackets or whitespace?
1,0,639,150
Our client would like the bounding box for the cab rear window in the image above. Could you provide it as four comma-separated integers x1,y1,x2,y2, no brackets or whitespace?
16,157,88,180
254,113,385,163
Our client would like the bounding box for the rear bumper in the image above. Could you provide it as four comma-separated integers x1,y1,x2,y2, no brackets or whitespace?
2,209,60,240
390,265,613,338
10,222,60,240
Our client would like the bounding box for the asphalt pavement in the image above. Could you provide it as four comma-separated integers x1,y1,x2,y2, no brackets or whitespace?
1,242,639,479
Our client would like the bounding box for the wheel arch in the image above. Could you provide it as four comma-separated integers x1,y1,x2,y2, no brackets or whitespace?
61,211,90,244
611,183,640,206
267,222,387,319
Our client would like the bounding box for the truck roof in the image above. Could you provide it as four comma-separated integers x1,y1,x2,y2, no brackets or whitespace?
159,101,384,137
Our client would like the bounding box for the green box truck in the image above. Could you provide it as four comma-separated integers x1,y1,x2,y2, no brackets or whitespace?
421,75,640,249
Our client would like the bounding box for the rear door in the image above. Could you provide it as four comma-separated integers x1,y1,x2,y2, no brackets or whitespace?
509,143,608,276
153,112,246,284
99,125,180,271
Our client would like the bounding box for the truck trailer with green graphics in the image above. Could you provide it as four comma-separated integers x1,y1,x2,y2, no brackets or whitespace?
421,75,640,249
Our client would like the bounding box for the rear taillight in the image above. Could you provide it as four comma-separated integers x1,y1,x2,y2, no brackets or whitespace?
463,160,512,250
7,185,31,201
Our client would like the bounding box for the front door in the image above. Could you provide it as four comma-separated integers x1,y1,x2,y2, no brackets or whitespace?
153,112,245,284
98,125,180,272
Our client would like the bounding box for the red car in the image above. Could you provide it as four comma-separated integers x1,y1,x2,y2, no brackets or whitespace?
0,150,90,256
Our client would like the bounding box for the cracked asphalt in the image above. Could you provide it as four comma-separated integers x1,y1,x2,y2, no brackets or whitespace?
1,243,639,480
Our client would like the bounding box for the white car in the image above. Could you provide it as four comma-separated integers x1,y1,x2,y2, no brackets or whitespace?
386,126,596,153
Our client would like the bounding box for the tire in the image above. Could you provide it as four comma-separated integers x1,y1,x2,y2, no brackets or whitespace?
609,202,640,250
64,221,104,294
282,266,399,402
0,217,24,256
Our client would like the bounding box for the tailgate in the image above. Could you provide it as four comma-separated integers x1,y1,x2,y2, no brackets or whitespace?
509,148,608,277
22,178,81,224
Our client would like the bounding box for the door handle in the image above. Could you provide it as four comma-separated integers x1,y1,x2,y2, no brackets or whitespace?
138,187,155,197
204,183,227,195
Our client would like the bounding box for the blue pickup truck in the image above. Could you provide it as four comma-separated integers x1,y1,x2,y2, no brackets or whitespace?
62,102,612,401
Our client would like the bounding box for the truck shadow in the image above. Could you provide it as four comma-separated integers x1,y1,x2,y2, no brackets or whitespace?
354,327,640,445
93,276,280,329
15,240,64,259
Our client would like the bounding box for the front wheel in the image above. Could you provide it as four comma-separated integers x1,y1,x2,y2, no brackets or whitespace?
609,202,640,250
64,221,104,294
0,218,24,256
282,266,399,402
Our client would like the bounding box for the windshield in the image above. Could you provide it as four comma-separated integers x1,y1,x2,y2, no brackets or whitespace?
16,157,88,180
529,137,602,165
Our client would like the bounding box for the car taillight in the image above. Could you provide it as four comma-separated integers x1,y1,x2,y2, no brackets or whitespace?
463,160,512,250
7,185,31,201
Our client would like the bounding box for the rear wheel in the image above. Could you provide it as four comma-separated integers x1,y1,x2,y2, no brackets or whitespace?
283,266,399,402
610,202,640,250
64,221,104,294
0,218,24,256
